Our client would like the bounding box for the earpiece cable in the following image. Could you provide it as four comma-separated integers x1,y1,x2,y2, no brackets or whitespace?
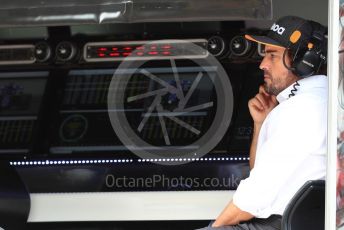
288,81,300,98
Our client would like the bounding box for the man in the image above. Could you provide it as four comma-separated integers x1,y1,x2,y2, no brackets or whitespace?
197,16,327,230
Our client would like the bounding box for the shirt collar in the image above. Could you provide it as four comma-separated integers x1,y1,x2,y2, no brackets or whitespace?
276,75,327,103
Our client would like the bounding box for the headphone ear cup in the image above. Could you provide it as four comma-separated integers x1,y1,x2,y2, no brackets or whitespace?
292,49,321,78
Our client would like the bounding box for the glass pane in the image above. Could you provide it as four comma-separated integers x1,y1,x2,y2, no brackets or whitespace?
0,0,272,27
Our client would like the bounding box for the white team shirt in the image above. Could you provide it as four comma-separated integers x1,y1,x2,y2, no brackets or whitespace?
232,75,328,218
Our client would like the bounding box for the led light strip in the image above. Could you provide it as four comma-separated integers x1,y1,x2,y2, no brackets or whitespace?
138,157,249,162
10,159,134,166
10,157,249,166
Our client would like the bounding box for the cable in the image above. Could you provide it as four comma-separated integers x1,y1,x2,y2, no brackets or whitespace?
288,81,300,98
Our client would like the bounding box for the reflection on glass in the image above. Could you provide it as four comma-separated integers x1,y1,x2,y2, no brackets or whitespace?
51,68,217,152
337,3,344,228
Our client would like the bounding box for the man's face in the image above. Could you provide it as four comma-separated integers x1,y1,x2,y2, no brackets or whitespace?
259,45,299,96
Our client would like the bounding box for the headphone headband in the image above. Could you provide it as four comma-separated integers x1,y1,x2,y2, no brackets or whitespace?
285,22,327,78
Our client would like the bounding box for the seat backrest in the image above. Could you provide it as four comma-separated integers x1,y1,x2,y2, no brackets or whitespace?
282,180,325,230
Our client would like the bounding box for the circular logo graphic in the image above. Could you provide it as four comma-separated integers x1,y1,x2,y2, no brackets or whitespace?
59,114,88,143
107,40,233,165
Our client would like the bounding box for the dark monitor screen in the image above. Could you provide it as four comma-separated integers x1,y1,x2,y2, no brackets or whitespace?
0,71,47,116
50,67,218,154
0,71,48,153
0,64,260,158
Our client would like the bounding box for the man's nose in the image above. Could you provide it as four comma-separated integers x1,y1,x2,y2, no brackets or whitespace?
259,56,268,71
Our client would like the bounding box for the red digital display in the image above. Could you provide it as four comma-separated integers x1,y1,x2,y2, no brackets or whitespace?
148,51,158,55
86,40,207,61
93,44,174,58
